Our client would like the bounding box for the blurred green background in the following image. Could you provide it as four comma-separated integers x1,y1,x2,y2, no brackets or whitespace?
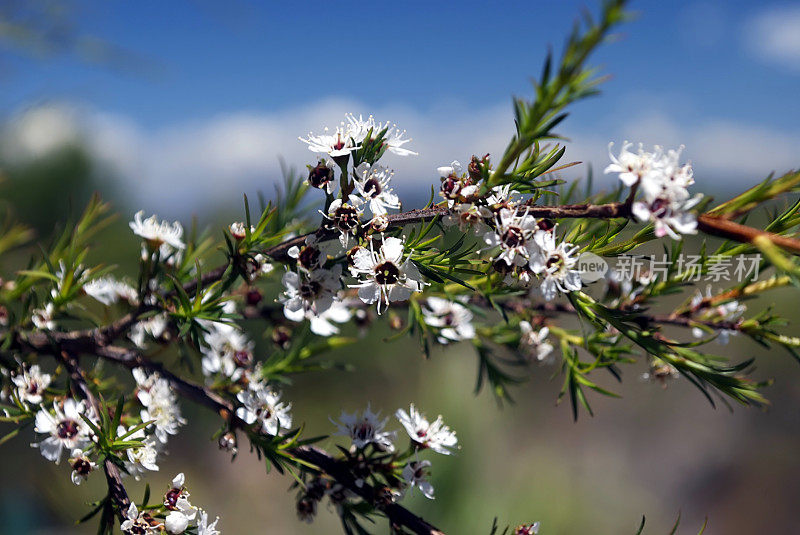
1,1,799,533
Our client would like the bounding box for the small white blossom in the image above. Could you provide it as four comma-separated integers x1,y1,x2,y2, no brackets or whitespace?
83,276,138,306
133,369,185,444
280,265,342,321
129,211,185,250
323,197,364,249
121,502,161,534
350,236,426,314
690,288,745,345
402,460,435,499
68,448,96,485
299,123,360,158
606,142,702,240
196,509,221,535
354,162,401,218
331,404,396,452
12,364,51,405
604,141,661,187
528,229,582,300
395,404,457,455
164,473,197,534
119,425,160,478
31,303,55,330
345,114,417,156
200,327,253,380
484,208,538,267
31,398,93,463
235,382,292,436
519,322,554,361
129,314,169,348
422,297,475,344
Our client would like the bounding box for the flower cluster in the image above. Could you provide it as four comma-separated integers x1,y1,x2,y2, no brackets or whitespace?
235,376,293,436
323,402,457,512
605,142,702,239
122,473,221,534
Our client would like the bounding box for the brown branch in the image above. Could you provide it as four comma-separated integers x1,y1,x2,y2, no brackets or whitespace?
697,214,800,255
57,350,131,523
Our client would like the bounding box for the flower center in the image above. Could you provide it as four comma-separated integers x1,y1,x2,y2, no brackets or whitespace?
501,227,525,248
308,163,333,188
334,206,359,231
354,421,373,441
164,488,182,510
374,261,400,285
71,458,92,476
546,254,565,274
299,280,322,300
57,419,79,439
298,246,321,269
364,178,382,198
233,350,253,368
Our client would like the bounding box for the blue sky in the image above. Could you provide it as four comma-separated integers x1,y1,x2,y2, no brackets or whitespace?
2,0,799,213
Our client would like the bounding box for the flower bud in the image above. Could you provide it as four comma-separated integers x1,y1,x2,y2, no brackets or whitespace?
229,221,247,241
271,326,292,348
308,160,335,190
245,288,263,306
218,431,237,453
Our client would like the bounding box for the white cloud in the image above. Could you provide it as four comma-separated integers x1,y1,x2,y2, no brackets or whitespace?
745,5,800,72
3,99,798,217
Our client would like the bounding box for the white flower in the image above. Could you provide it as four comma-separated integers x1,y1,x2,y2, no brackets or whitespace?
196,509,221,535
331,404,396,452
121,502,161,534
31,398,93,463
607,142,702,240
422,297,475,344
164,474,197,534
444,202,493,232
528,229,582,300
689,288,745,345
299,123,360,158
129,314,168,348
68,448,96,485
235,382,292,436
631,194,702,240
402,460,435,499
354,162,401,218
395,404,457,455
200,327,253,380
345,114,417,156
484,208,538,267
31,303,55,330
604,141,661,187
83,276,138,306
279,265,342,321
287,235,339,272
486,184,518,207
129,211,185,250
306,299,352,337
12,364,51,405
134,369,185,444
250,253,275,278
119,425,160,478
519,322,554,361
350,236,426,314
322,197,364,249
